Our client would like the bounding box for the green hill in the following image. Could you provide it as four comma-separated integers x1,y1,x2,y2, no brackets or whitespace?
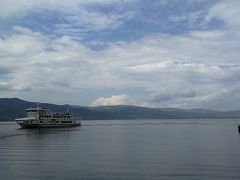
0,98,240,121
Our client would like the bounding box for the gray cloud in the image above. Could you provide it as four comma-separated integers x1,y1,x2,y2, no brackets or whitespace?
0,67,13,75
0,0,240,110
151,90,197,102
0,82,31,92
1,25,240,110
0,0,133,18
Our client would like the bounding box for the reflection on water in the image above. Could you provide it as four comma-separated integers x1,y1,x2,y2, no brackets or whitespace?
1,119,240,180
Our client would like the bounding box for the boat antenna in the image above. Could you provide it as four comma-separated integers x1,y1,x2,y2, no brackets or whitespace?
37,101,40,108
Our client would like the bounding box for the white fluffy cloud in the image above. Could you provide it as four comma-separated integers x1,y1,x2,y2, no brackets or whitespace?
206,0,240,28
0,24,240,109
91,94,130,106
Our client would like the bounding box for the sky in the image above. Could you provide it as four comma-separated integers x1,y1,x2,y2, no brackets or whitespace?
0,0,240,110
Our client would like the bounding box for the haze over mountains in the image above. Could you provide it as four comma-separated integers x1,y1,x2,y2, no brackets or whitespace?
0,98,240,121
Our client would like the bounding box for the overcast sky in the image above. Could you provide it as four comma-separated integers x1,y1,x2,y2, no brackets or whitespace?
0,0,240,110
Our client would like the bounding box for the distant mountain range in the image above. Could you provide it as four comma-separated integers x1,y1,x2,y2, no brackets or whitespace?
0,98,240,121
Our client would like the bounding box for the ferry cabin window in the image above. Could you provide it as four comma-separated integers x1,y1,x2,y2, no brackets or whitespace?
27,110,36,112
61,121,72,123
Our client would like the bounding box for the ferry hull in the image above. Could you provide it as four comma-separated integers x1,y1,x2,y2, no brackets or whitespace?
17,122,81,128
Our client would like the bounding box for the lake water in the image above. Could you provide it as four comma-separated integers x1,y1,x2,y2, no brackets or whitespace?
1,119,240,180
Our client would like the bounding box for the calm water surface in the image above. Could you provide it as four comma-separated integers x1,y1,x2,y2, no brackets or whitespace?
1,119,240,180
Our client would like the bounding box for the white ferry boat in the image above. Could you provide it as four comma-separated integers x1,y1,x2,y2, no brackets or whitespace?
15,105,81,128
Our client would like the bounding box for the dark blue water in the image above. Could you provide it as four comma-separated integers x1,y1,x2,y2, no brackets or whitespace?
1,119,240,180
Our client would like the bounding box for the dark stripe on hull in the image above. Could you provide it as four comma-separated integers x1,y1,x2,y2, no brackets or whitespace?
19,123,81,129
